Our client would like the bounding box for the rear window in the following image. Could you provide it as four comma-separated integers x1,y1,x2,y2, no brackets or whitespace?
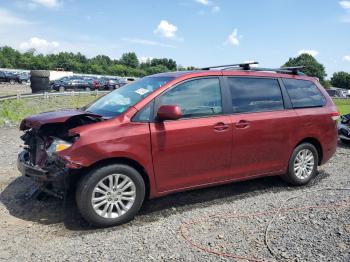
283,79,326,108
227,77,284,113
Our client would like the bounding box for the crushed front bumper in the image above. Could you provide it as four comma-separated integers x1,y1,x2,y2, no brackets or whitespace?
17,150,69,198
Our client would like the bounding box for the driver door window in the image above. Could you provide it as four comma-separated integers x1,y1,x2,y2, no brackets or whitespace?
158,78,222,119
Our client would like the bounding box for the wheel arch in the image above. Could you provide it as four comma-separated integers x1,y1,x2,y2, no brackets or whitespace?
72,157,151,198
295,137,323,165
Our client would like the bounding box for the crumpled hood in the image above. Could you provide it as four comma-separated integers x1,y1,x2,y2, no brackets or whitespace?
20,109,102,130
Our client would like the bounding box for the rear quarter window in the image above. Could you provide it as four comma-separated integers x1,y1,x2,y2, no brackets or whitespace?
283,79,326,108
227,77,284,113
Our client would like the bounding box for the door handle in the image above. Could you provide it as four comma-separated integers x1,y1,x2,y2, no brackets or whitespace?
214,122,229,131
235,120,250,129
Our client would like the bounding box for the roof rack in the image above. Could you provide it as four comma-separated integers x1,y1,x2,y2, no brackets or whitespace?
200,62,305,75
246,66,306,75
200,62,259,70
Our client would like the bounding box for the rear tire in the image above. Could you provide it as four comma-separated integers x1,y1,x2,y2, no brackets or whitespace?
59,86,65,92
9,79,15,85
282,143,318,186
76,164,145,227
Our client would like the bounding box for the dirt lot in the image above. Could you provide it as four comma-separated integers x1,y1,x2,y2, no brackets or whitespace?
0,127,349,261
0,84,31,97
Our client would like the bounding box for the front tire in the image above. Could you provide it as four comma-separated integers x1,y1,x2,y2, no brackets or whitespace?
76,164,145,227
283,143,318,186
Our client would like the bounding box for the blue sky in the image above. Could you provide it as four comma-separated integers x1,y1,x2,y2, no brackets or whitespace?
0,0,349,77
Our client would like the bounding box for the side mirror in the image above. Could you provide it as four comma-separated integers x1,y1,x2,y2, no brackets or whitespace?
157,105,182,121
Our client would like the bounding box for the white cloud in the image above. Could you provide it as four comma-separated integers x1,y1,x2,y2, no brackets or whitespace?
212,6,220,13
122,37,176,48
19,37,59,54
0,8,32,26
339,1,350,9
339,1,350,22
31,0,61,8
154,20,178,39
343,55,350,61
224,29,240,46
297,49,319,57
195,0,210,5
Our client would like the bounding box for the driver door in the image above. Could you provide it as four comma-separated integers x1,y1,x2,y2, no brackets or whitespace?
150,77,233,192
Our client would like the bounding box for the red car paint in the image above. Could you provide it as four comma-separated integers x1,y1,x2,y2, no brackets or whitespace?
20,70,338,199
20,109,101,130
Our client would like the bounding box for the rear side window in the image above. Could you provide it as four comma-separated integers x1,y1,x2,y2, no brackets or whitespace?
283,79,326,108
158,78,222,118
227,77,284,113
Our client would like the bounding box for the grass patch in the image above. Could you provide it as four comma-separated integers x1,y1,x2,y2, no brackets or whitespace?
0,94,102,125
333,98,350,115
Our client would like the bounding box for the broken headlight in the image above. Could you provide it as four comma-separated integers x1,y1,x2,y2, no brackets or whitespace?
47,138,72,155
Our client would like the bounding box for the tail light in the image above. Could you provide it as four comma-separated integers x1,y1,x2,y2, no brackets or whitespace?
331,111,340,121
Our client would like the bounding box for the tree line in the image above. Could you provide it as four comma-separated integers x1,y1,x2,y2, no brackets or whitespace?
0,46,179,77
283,53,350,89
0,46,349,89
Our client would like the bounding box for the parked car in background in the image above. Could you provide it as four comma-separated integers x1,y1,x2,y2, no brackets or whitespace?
53,78,92,91
118,78,128,87
17,62,339,227
91,78,106,90
50,76,71,90
326,87,348,98
105,78,120,90
17,72,31,84
103,78,128,90
0,71,21,84
338,113,350,144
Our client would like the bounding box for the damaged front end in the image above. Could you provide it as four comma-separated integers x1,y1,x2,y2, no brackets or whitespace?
17,109,103,199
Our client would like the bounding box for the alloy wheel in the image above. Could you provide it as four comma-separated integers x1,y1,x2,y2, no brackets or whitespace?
293,149,315,180
91,174,136,219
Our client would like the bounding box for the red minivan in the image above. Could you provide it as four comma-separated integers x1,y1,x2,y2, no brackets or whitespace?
17,64,339,227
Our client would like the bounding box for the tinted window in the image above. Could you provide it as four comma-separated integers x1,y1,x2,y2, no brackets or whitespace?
159,78,222,118
283,79,326,108
227,77,284,113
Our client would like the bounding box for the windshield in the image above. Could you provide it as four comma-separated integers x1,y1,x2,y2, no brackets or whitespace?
85,76,174,117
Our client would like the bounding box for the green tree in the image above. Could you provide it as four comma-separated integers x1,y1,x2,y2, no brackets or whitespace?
0,45,180,77
150,58,177,70
119,52,139,68
330,71,350,89
322,80,332,89
282,54,327,83
145,65,169,75
0,46,21,68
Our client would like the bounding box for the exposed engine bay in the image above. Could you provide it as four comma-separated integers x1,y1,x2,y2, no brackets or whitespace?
18,111,103,198
21,114,101,166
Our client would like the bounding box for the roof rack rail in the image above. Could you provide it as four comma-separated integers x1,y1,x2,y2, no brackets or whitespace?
245,66,306,75
200,63,305,75
200,62,259,70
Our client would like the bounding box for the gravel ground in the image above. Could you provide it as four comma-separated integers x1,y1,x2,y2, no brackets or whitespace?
0,127,349,261
0,83,31,97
